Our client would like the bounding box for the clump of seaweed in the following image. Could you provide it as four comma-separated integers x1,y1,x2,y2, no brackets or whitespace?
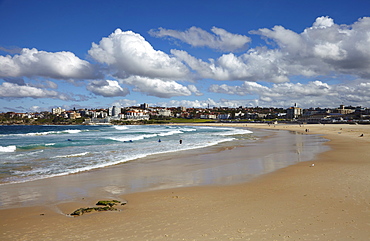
96,200,123,207
70,199,127,216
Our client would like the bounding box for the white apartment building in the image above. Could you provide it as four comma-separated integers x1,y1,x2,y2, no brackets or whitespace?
109,106,121,117
157,108,172,117
124,109,150,120
52,107,65,115
286,104,302,119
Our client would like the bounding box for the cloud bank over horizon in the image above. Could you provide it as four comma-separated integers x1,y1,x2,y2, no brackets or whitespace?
1,16,370,110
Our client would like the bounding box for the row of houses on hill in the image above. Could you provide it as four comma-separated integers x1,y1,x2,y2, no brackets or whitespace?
5,103,369,124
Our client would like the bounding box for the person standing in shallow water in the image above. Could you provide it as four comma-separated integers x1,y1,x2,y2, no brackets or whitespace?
179,139,182,144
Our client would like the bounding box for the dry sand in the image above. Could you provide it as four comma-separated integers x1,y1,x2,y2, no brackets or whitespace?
1,123,370,240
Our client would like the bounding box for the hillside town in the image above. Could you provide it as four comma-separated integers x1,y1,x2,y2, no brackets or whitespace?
1,104,370,125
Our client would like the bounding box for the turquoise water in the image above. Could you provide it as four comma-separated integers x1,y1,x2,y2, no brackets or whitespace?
0,125,253,184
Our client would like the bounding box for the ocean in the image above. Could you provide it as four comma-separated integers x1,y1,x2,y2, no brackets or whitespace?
0,124,253,185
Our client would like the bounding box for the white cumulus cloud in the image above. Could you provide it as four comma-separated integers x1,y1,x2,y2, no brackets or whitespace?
111,99,138,108
2,16,370,109
172,48,289,82
209,79,370,108
0,82,67,99
210,80,332,98
156,98,246,108
149,26,251,52
156,98,215,108
88,29,189,80
171,16,370,84
187,84,203,96
121,76,193,98
251,16,370,78
0,48,98,79
87,80,129,97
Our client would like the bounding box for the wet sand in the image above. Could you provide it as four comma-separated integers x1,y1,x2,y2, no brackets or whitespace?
1,124,370,240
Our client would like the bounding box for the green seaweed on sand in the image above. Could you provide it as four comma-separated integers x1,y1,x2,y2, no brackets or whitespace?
96,200,123,207
70,199,126,216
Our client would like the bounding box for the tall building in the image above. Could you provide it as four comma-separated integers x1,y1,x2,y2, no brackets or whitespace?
109,106,121,117
140,103,149,109
286,104,302,119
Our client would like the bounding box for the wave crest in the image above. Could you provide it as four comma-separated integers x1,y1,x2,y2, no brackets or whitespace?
0,145,16,152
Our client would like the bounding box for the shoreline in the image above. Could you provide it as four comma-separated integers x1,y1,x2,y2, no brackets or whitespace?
0,126,326,209
1,123,369,240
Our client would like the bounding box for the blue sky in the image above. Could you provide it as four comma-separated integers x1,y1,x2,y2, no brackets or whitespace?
1,0,370,112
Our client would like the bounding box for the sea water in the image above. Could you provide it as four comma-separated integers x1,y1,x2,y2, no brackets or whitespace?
0,125,253,185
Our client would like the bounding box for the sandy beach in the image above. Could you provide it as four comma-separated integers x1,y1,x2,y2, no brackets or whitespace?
1,123,370,240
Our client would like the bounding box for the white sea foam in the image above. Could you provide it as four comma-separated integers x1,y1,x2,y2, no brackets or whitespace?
64,129,82,134
1,135,234,185
29,150,44,155
109,133,158,142
158,130,183,136
139,137,236,158
218,129,253,136
1,129,84,137
12,149,44,159
18,131,57,136
74,137,235,178
113,125,129,130
53,152,90,158
5,153,149,185
0,145,16,152
180,127,196,132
